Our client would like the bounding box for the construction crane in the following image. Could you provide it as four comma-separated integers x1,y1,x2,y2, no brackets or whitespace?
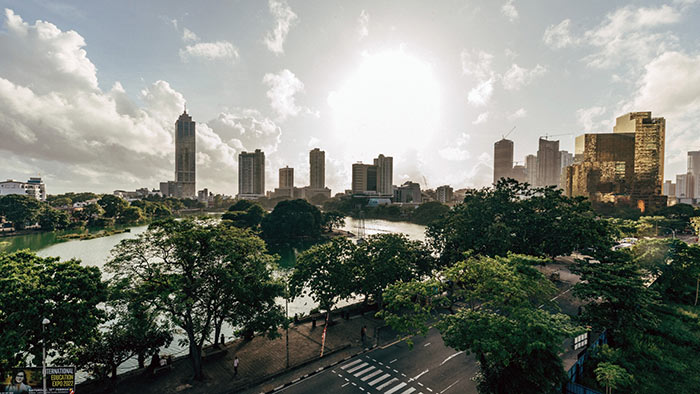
503,126,516,139
422,175,428,188
540,132,573,140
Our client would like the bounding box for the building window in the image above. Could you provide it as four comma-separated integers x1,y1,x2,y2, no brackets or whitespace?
574,333,588,350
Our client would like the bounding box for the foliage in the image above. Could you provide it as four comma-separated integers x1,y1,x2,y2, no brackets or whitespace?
691,216,700,237
427,179,614,265
222,201,265,229
321,211,345,232
0,250,106,371
261,199,322,246
351,234,434,307
98,195,128,218
632,239,700,304
410,201,450,226
38,207,71,230
290,238,355,318
594,362,633,394
117,206,144,224
381,254,579,394
0,195,42,230
106,219,284,380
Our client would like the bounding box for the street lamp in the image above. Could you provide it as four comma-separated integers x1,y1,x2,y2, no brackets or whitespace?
42,318,50,394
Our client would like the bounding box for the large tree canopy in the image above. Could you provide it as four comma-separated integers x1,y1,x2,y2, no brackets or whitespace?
0,195,42,230
106,219,284,380
261,199,322,246
0,251,106,371
427,179,614,265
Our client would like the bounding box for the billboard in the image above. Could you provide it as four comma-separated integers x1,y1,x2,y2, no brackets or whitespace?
1,367,74,394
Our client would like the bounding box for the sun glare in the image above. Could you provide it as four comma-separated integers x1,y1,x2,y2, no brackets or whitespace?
328,49,441,155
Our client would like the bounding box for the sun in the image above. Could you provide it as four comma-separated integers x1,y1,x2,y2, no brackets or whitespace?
328,49,441,156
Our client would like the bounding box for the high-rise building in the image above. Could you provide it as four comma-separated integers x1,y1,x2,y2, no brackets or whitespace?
688,151,700,175
613,112,665,197
310,148,325,189
374,154,393,196
0,177,46,201
436,185,453,203
238,149,265,199
525,154,538,186
663,180,676,197
494,139,514,183
560,151,574,170
536,138,561,187
279,166,294,189
511,165,527,183
395,181,422,203
175,109,196,198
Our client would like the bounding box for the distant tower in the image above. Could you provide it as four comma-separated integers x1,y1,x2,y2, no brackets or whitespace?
373,154,393,196
494,139,514,183
175,109,196,198
238,149,265,198
525,154,538,186
279,166,294,189
613,112,665,196
536,138,560,187
309,148,325,189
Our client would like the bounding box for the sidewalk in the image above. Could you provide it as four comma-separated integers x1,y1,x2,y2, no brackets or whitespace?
78,308,394,394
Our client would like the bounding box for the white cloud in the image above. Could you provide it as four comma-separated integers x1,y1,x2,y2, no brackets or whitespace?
508,108,527,120
501,63,546,90
358,10,369,39
543,19,575,49
472,112,489,124
460,49,494,80
264,0,297,55
182,28,199,42
262,69,305,121
467,79,494,106
439,147,471,161
576,106,607,132
501,0,519,22
179,41,239,62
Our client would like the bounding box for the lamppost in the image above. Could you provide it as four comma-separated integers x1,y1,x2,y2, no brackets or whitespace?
42,318,50,394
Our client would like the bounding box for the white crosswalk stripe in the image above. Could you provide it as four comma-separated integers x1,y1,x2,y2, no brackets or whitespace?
354,366,376,377
368,373,392,386
401,388,416,394
340,359,363,370
346,362,369,374
376,377,400,390
384,382,408,394
361,369,384,382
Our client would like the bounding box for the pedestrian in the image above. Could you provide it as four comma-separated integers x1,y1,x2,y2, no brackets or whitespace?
361,325,367,345
233,356,239,376
220,333,225,346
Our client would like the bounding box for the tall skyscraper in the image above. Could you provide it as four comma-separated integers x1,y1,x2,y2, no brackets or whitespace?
536,138,560,187
352,162,378,194
175,109,196,198
525,154,538,186
613,112,665,196
436,185,453,203
238,149,265,199
373,154,393,196
279,166,294,189
493,138,514,183
688,151,700,175
309,148,325,189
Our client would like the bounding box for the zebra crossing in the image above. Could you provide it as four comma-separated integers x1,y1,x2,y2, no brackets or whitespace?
334,355,433,394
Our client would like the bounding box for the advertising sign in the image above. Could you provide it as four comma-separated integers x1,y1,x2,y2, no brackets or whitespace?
1,367,74,394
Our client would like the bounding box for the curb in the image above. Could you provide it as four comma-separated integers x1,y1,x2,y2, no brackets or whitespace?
260,343,381,394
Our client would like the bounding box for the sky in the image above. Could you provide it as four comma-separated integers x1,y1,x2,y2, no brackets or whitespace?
1,0,699,195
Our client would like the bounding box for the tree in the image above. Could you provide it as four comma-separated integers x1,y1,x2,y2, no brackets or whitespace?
633,239,700,305
38,207,70,230
106,219,284,380
0,250,106,371
351,234,434,307
0,194,42,230
261,199,322,246
98,195,128,218
321,211,345,232
595,362,633,394
222,202,265,229
380,254,579,394
427,179,614,265
290,238,356,323
572,251,659,345
117,206,143,224
410,201,450,225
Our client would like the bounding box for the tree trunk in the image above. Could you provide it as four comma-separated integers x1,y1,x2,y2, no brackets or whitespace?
187,329,204,380
111,363,118,380
137,353,146,369
213,317,223,346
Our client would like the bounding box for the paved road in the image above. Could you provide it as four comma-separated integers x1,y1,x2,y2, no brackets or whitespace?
278,328,478,394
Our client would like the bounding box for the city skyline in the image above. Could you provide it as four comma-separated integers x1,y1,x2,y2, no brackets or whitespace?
1,2,700,195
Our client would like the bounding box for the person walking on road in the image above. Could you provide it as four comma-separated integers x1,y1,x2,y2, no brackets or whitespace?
234,356,239,376
361,325,367,345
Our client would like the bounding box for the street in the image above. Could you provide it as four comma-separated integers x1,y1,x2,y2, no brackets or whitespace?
278,328,478,394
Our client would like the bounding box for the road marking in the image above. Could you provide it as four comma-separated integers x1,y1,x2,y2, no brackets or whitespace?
423,342,431,347
342,382,349,388
368,373,392,386
352,382,357,386
346,362,369,374
411,369,429,381
376,377,399,390
332,370,336,373
389,359,397,364
361,369,384,381
418,382,424,387
440,351,464,366
359,388,365,392
354,366,376,377
385,382,408,394
427,388,433,392
401,388,417,394
345,378,349,381
274,385,284,391
341,359,363,369
378,361,384,365
439,379,460,393
393,369,399,373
